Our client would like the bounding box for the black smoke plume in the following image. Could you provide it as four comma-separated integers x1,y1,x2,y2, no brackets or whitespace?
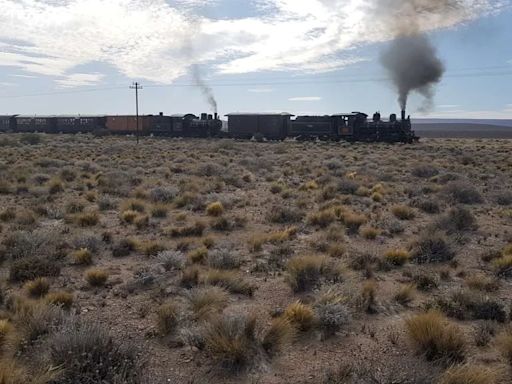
191,64,218,114
376,0,464,110
381,34,444,110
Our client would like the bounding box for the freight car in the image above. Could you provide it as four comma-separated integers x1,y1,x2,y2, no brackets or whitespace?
0,115,16,132
15,116,57,133
55,116,106,133
226,113,292,140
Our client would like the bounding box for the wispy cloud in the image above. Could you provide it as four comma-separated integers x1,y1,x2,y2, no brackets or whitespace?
56,73,105,88
0,0,504,87
289,96,322,102
248,88,274,93
438,104,461,109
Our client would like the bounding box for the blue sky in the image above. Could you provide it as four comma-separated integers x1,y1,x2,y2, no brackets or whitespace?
0,0,510,118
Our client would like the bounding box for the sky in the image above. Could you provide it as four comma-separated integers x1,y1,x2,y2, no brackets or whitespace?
0,0,511,119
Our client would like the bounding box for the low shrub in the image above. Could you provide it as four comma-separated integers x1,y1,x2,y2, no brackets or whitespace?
10,257,61,282
436,206,477,234
411,232,455,264
188,247,208,264
435,291,508,323
208,248,241,270
168,221,206,237
497,327,512,364
360,226,380,240
157,250,185,271
442,182,483,205
181,266,201,288
315,301,351,338
112,238,139,257
261,317,295,357
48,318,141,384
308,209,337,228
405,311,466,364
493,256,512,277
75,211,99,227
394,284,415,306
268,206,305,224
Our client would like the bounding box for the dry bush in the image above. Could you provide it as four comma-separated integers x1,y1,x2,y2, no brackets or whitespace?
442,181,483,205
435,291,508,323
283,301,315,332
48,318,141,384
359,281,378,314
0,208,16,222
48,178,64,194
268,205,305,224
411,232,455,264
134,214,149,229
121,210,138,224
46,291,74,310
120,198,146,213
156,302,179,335
71,248,92,265
405,311,466,364
142,241,165,257
340,212,367,234
315,301,351,338
188,247,208,264
150,204,168,218
493,256,512,278
85,268,108,287
150,186,178,203
207,248,241,270
112,238,139,257
204,270,255,296
392,205,416,220
436,206,477,234
384,248,410,266
24,277,50,298
411,164,439,178
437,364,497,384
157,250,185,271
308,209,337,228
286,255,328,292
413,198,441,214
75,211,99,227
206,201,224,217
465,274,499,292
497,327,512,364
10,257,61,282
187,286,228,320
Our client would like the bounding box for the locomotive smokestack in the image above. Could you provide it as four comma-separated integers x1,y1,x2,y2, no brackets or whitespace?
401,110,406,121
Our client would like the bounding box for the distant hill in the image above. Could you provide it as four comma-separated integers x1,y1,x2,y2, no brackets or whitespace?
413,119,512,138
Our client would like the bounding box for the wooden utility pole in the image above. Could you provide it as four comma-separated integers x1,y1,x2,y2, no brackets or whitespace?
130,82,143,144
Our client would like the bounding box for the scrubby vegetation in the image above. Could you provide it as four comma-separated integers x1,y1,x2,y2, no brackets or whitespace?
0,134,510,382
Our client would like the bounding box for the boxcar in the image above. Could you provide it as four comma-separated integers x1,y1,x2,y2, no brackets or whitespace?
0,115,16,132
225,113,293,140
15,116,57,133
56,116,106,133
105,116,152,135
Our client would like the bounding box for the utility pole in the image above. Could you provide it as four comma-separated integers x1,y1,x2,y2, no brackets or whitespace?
130,82,143,144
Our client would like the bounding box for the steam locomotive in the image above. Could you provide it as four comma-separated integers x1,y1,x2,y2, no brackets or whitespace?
0,109,417,143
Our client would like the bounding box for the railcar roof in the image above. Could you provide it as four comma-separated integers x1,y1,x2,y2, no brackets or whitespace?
225,112,294,116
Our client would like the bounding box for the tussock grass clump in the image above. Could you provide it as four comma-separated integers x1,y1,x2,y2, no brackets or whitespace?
405,311,466,364
411,232,455,264
187,286,229,320
120,198,146,213
156,302,179,335
465,274,499,292
340,212,366,234
202,314,258,372
151,204,168,218
112,238,139,257
206,201,224,217
10,257,61,282
85,268,108,287
497,327,512,364
435,291,508,323
24,277,50,298
121,210,138,224
438,364,497,384
188,247,208,264
46,291,74,310
134,214,149,229
286,255,328,292
493,256,512,278
75,211,99,227
411,164,439,178
71,248,92,265
391,205,416,220
283,301,315,332
205,270,255,296
308,209,337,228
262,317,295,357
169,221,206,238
359,226,380,240
142,241,165,257
268,206,305,224
0,208,16,222
359,281,378,314
384,248,410,266
48,318,141,384
48,178,64,194
394,284,416,306
181,266,200,288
